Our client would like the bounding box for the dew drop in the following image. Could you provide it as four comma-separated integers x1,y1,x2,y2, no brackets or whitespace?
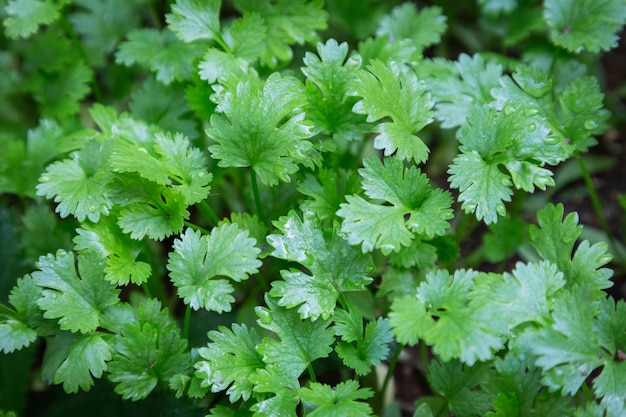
524,108,539,117
88,204,97,213
584,120,598,130
528,123,536,132
504,104,516,115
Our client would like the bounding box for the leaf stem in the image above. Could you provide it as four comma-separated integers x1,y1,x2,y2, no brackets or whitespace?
574,151,615,248
200,200,220,225
183,304,191,340
381,343,403,403
307,363,317,383
142,283,152,298
0,302,16,315
184,220,210,235
250,167,267,225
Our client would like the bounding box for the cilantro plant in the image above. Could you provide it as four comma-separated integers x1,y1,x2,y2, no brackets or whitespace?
1,1,626,416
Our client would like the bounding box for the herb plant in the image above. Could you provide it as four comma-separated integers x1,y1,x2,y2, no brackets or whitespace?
1,1,625,416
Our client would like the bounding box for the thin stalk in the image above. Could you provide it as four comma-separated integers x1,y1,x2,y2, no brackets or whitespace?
381,344,403,404
142,283,152,299
0,303,16,315
575,151,615,247
184,220,210,235
420,342,429,376
200,200,220,225
250,168,267,225
307,363,317,383
183,305,191,340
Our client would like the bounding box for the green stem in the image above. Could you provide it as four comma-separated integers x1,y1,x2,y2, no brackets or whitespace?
420,342,429,376
381,344,403,403
200,200,220,225
183,304,191,340
0,302,16,315
307,363,317,383
575,151,615,247
184,220,210,235
142,283,152,299
250,168,267,225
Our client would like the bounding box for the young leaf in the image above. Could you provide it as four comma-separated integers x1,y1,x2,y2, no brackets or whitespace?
37,139,113,223
338,157,453,254
166,0,221,43
334,306,393,376
529,203,614,291
249,367,301,417
351,60,434,163
116,28,206,84
206,73,314,186
266,211,372,320
32,250,120,334
167,225,261,312
544,0,626,53
299,380,374,417
108,299,189,401
42,331,111,394
3,0,68,38
255,296,334,380
0,276,41,353
73,216,152,286
376,3,447,55
195,324,264,402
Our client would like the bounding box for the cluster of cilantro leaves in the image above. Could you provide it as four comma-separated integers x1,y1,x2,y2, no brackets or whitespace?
1,0,626,416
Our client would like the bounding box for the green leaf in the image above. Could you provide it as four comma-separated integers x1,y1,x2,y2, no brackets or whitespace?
108,299,189,401
206,73,314,186
428,359,495,417
516,285,604,395
256,296,334,380
3,0,67,38
297,169,359,221
389,269,503,365
42,331,111,394
250,367,301,417
167,225,261,312
376,3,447,54
195,324,264,402
334,306,393,376
110,131,212,206
32,250,120,334
116,28,206,84
234,0,327,68
267,212,372,320
166,0,221,42
73,216,151,286
544,0,626,53
529,203,614,291
420,53,504,128
338,157,453,254
301,38,368,144
352,60,433,163
299,380,374,417
0,276,41,353
37,139,113,223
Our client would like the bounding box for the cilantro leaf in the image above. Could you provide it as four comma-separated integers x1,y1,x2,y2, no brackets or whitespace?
299,380,374,417
73,216,152,285
166,0,221,43
116,28,206,84
376,3,447,55
334,306,393,376
0,276,41,353
110,131,212,206
206,73,314,186
32,250,120,334
338,157,453,254
301,39,368,145
419,53,504,128
233,0,327,68
3,0,68,38
529,203,614,291
516,285,604,395
42,331,111,393
195,324,264,402
352,60,434,163
428,359,495,417
298,168,359,221
249,367,301,417
108,299,189,401
256,296,334,380
266,212,372,320
544,0,626,53
37,139,113,223
167,225,261,312
389,269,503,365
